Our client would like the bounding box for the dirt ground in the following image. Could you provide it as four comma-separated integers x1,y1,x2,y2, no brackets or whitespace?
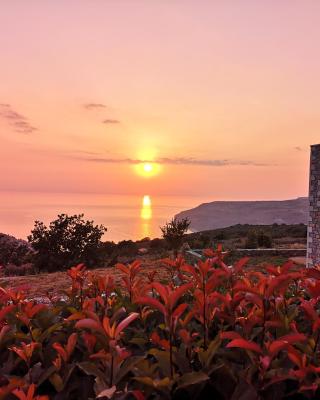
0,259,169,300
289,257,306,265
0,255,307,300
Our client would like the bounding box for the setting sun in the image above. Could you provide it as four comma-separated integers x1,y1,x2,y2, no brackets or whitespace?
135,162,161,178
143,163,153,173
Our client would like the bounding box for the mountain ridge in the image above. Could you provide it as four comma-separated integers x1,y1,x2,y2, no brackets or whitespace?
175,197,309,232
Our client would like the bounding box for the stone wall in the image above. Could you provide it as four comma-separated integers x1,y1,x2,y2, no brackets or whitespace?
307,144,320,267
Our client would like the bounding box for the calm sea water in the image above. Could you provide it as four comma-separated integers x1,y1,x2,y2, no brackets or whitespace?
0,192,210,242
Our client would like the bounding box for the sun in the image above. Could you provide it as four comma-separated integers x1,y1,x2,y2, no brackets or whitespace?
143,163,153,173
135,162,161,177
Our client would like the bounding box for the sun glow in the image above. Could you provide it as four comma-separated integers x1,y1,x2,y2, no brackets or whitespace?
135,162,161,177
143,163,153,173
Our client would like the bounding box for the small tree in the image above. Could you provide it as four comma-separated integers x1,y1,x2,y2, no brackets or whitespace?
160,217,191,257
245,230,258,249
245,229,273,249
28,214,107,272
257,230,273,248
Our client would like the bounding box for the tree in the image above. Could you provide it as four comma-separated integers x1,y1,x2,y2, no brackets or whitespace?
28,214,107,272
245,230,258,249
160,217,191,257
245,229,273,249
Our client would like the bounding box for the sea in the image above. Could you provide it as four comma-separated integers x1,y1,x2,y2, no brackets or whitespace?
0,192,211,242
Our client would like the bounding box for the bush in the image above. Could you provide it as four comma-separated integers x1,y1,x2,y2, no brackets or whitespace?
160,217,191,256
100,241,117,257
245,229,273,248
0,233,34,266
150,238,166,250
3,263,35,276
116,240,139,256
245,230,259,248
0,250,319,399
28,214,107,272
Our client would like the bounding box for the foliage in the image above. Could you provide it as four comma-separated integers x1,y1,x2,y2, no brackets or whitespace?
114,241,139,257
149,238,166,250
2,248,320,399
3,263,35,277
245,229,273,249
0,234,34,267
28,214,107,272
160,218,191,256
187,223,307,243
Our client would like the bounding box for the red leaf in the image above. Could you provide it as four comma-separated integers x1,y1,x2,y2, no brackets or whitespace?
75,318,105,335
220,331,242,340
114,312,139,339
234,257,249,273
226,339,262,354
278,333,307,344
151,282,168,305
52,343,68,362
268,341,288,356
169,282,193,310
67,333,77,358
0,304,15,321
135,297,166,316
116,263,130,275
131,390,146,400
172,303,188,319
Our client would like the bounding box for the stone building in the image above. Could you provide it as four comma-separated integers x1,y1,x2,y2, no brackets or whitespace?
307,144,320,267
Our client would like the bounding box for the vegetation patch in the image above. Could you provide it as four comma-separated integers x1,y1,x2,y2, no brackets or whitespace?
0,248,319,399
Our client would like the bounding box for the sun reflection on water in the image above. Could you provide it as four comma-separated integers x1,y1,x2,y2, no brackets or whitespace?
140,195,152,238
141,195,152,220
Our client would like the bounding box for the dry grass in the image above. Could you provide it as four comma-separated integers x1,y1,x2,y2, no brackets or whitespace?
0,255,306,300
0,258,169,300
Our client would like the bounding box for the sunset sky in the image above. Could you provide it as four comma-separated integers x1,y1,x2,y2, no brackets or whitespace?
1,1,320,200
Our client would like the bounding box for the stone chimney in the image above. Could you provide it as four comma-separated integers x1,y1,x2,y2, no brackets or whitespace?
307,144,320,267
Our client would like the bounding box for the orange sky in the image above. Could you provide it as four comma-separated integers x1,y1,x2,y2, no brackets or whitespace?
0,1,319,200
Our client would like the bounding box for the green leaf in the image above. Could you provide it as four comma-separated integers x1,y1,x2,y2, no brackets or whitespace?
77,362,106,381
115,356,143,385
134,376,171,389
148,348,171,377
49,373,64,392
38,323,63,342
129,337,148,348
198,336,221,368
38,365,57,386
176,371,209,389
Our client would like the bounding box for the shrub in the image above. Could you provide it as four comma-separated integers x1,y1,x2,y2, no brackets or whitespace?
1,250,320,399
245,229,259,248
115,240,139,256
160,217,191,256
4,263,35,276
245,229,273,248
0,233,34,266
28,214,107,272
150,238,166,250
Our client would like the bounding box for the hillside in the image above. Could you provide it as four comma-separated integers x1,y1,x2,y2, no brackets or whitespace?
175,197,309,231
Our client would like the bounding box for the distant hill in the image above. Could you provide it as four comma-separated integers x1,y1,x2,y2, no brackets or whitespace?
175,197,309,232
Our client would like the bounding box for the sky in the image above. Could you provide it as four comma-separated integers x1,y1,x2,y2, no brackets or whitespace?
0,0,320,200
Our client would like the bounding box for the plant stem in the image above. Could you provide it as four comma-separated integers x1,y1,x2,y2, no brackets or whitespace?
169,323,174,379
314,330,320,357
203,275,207,350
110,354,114,387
